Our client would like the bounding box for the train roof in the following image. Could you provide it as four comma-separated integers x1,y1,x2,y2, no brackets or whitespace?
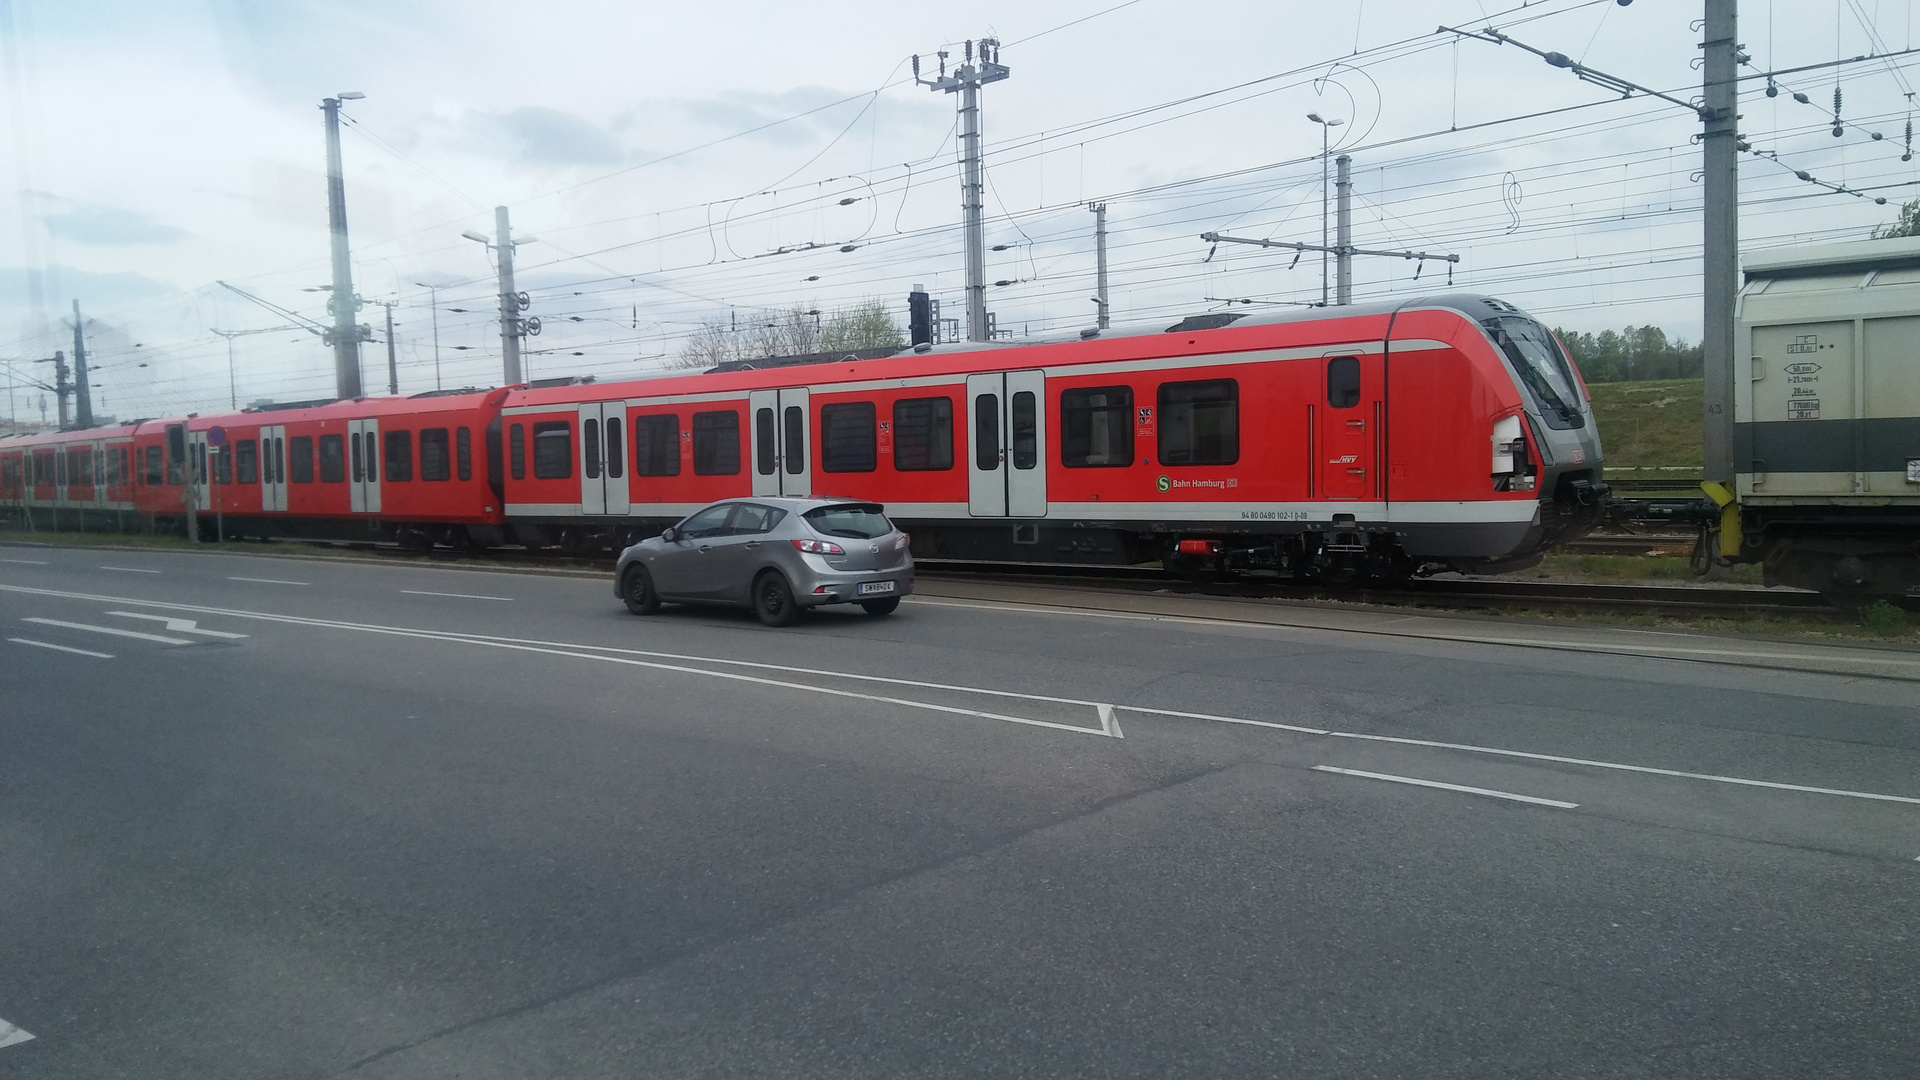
1743,235,1920,279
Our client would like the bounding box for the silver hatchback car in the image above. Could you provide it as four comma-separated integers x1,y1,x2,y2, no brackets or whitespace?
614,496,915,626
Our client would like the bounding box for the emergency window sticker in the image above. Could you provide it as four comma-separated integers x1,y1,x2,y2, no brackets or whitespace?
1137,405,1155,437
877,419,893,456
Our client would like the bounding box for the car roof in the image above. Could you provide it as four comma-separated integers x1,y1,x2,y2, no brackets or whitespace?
716,495,880,511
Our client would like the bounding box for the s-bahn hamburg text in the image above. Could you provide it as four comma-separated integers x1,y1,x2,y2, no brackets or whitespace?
0,294,1607,583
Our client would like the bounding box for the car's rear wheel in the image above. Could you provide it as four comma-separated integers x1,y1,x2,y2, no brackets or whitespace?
753,570,800,627
620,564,660,616
859,597,900,616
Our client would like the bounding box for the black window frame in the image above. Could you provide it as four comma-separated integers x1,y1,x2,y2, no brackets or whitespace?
531,421,572,480
1326,356,1361,409
420,427,451,482
604,419,623,480
1011,391,1038,470
509,423,526,480
456,427,472,481
782,406,806,475
891,396,954,472
1059,384,1135,468
289,435,315,483
693,410,741,476
319,434,346,483
385,429,414,482
634,414,680,477
819,400,877,473
583,417,601,480
973,393,1000,471
1156,379,1240,467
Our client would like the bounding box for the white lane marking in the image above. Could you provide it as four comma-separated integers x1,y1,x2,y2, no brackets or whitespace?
106,612,247,639
228,576,307,586
1313,729,1920,806
19,617,192,646
8,637,113,659
0,1017,33,1049
99,566,160,574
0,584,1112,738
1,558,49,565
911,597,1920,676
1312,765,1581,809
401,589,512,601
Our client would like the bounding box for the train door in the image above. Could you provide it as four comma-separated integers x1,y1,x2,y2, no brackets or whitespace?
1317,354,1383,501
748,387,812,497
185,429,211,512
89,441,108,506
966,371,1047,517
577,402,630,516
347,418,381,513
260,424,289,512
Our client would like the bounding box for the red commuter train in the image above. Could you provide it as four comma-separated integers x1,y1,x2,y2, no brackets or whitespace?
1,294,1606,581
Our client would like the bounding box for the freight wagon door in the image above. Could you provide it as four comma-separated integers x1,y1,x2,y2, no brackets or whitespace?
1747,322,1855,496
1317,354,1382,501
577,402,629,516
348,418,381,514
749,388,812,497
260,425,289,512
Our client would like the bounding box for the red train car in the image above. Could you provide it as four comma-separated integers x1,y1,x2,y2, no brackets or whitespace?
498,293,1606,578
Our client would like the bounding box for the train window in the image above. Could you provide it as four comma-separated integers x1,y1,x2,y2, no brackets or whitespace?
105,448,123,486
604,420,623,479
194,444,207,485
143,446,163,485
166,425,186,485
70,448,91,486
1,457,16,488
974,394,1000,471
1011,391,1037,470
892,396,954,471
290,436,315,483
58,449,70,486
783,406,805,475
692,410,740,475
635,414,680,476
213,446,233,486
350,433,364,483
509,424,526,479
820,401,876,473
1059,385,1134,467
420,428,451,482
319,435,345,483
236,439,258,484
385,430,413,482
532,421,572,479
583,418,601,479
1326,357,1361,409
456,427,472,481
754,408,776,474
1158,380,1239,466
272,438,285,485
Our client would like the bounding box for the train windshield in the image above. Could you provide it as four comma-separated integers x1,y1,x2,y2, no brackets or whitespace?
1483,317,1583,425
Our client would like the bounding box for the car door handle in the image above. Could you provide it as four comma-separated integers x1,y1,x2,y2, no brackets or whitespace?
695,545,710,554
743,540,760,549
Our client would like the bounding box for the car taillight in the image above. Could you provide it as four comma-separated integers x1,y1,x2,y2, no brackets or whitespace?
791,538,845,555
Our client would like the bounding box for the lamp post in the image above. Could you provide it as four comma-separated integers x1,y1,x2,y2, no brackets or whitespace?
1307,112,1345,307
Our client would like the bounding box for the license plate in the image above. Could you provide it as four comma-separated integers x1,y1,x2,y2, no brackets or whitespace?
857,580,895,595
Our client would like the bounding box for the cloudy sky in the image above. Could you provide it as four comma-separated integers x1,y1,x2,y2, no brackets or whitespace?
3,0,1916,422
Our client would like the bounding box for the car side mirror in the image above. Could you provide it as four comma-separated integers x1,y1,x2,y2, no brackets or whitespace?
660,526,677,543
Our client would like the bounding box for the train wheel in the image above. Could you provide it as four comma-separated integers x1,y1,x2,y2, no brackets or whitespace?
620,565,660,616
753,570,800,627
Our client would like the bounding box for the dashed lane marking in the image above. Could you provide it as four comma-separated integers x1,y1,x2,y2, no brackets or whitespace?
107,612,247,639
228,576,308,586
0,1017,32,1049
19,617,193,646
1312,765,1580,809
99,566,159,574
8,637,113,659
401,589,512,601
1,558,49,565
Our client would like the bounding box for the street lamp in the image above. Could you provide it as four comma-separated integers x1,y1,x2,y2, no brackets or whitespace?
1307,112,1345,307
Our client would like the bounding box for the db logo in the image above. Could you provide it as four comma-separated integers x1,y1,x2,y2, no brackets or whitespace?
1156,475,1171,493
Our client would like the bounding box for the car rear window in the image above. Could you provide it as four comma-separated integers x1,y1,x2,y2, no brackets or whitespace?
803,503,892,539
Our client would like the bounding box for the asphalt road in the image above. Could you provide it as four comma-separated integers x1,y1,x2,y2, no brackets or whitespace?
1,545,1916,1079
